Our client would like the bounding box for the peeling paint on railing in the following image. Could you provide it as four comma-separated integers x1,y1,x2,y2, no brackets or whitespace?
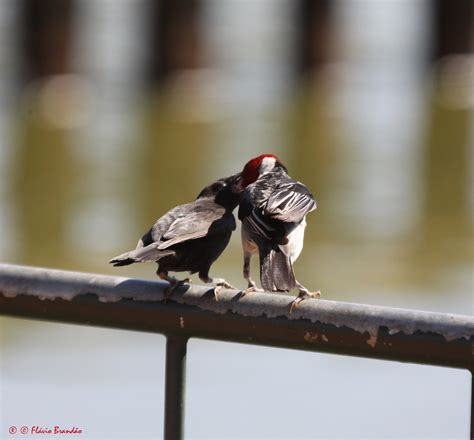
0,263,473,371
1,264,472,345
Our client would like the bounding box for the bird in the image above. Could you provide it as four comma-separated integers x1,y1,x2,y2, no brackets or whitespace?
109,173,242,300
236,154,320,312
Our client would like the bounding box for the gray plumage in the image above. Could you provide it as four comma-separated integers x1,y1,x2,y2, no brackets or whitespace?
110,174,241,284
239,166,316,292
259,245,295,291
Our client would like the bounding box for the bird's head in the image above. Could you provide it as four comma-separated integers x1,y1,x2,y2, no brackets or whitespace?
236,154,287,190
197,172,242,199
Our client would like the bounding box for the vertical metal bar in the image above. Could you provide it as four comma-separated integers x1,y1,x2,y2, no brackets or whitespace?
471,370,473,440
164,335,188,440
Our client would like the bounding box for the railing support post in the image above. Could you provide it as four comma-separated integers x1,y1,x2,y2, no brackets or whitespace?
164,335,188,440
471,370,473,440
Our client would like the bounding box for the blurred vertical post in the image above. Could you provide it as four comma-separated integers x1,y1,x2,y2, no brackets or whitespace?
20,0,75,79
136,0,212,230
422,0,474,244
295,0,333,78
147,0,204,84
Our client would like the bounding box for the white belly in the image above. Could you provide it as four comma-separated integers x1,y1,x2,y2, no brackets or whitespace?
243,217,307,262
280,218,306,262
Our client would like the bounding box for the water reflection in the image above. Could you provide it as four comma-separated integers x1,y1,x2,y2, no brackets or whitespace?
11,99,80,267
0,1,472,438
136,84,214,223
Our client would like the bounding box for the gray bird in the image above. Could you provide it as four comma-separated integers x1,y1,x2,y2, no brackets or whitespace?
236,154,320,312
109,173,241,300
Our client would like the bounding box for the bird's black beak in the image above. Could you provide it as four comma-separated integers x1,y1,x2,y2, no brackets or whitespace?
231,174,244,193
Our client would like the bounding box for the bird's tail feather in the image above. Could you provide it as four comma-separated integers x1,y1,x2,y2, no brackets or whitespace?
109,255,136,267
109,245,175,267
259,244,296,292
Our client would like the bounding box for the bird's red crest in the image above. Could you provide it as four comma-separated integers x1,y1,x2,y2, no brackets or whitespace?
241,154,281,187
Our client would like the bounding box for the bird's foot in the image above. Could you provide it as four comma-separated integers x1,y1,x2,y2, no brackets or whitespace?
212,278,237,301
213,278,236,290
240,280,264,298
163,277,191,303
289,289,321,314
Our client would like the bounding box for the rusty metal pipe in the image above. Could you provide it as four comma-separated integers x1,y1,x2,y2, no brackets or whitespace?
0,263,472,371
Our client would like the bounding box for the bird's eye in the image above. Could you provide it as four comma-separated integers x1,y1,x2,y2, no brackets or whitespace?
211,183,223,192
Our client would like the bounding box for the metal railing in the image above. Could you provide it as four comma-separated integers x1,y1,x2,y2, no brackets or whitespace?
0,263,472,439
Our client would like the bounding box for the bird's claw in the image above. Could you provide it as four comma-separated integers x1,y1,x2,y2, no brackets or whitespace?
163,278,191,303
213,285,222,302
211,279,236,302
240,284,263,298
289,290,321,314
217,280,237,290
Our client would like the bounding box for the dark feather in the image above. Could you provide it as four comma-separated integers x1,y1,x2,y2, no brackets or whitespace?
240,166,315,292
159,201,228,249
240,167,316,245
259,244,296,291
264,181,316,223
109,173,240,278
109,245,175,266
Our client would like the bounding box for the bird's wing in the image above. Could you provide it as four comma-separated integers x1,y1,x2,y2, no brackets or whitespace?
136,202,190,249
239,184,284,242
157,199,230,249
264,180,316,223
239,170,316,243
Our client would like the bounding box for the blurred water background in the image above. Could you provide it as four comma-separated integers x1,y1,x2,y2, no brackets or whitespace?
0,0,473,438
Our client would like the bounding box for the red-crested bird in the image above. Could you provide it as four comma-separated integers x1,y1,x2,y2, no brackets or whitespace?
236,154,320,312
109,173,241,300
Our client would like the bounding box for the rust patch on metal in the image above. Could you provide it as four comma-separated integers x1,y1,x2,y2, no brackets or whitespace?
304,331,319,342
367,334,378,348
